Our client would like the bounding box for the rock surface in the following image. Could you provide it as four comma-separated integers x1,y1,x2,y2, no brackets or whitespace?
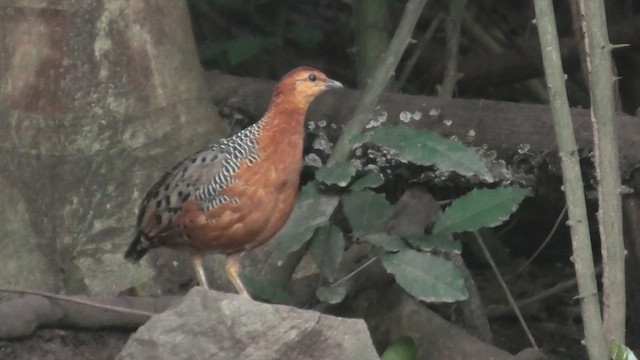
117,287,379,360
0,0,226,295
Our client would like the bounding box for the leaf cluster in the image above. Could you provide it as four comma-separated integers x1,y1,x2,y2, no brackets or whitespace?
271,124,530,304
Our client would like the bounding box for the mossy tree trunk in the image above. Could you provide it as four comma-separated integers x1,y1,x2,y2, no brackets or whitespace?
0,0,226,295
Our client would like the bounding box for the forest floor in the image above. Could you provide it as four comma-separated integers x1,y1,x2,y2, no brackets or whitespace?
2,259,629,360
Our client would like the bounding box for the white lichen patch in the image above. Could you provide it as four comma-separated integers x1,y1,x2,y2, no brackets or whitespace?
94,0,127,81
517,143,531,154
399,111,412,123
366,110,387,129
429,108,441,117
304,153,322,168
312,133,333,153
412,111,422,120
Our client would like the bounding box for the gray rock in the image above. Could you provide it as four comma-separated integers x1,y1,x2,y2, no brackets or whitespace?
117,287,379,360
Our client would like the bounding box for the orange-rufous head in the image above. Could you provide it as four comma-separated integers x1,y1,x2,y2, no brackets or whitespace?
271,67,343,108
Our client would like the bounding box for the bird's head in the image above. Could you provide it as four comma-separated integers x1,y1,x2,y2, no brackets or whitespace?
273,67,343,107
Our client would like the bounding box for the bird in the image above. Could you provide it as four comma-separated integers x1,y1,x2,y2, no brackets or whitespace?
124,67,343,297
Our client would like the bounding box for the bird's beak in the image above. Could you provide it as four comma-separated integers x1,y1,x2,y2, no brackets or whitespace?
323,79,343,89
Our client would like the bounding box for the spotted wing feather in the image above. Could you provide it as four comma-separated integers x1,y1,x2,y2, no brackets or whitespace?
124,148,227,262
125,121,264,261
136,146,229,240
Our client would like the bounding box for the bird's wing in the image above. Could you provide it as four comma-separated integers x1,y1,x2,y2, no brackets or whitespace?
136,144,231,239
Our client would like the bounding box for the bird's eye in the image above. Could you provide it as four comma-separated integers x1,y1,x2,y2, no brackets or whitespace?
308,74,317,82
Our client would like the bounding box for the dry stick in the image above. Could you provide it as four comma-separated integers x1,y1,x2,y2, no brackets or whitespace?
518,204,568,274
577,0,626,344
439,0,467,98
328,0,430,166
0,288,155,318
474,231,538,349
533,1,608,359
396,13,444,91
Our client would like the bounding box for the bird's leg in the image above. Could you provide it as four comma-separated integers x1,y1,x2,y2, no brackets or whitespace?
225,253,249,297
191,253,209,289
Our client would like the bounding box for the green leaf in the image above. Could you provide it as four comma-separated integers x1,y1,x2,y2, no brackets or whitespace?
611,342,638,360
288,23,323,48
275,183,339,263
352,125,493,181
315,161,357,187
381,250,467,302
361,233,407,252
240,274,292,305
309,225,345,280
351,172,385,191
404,233,461,253
381,336,417,360
342,189,393,237
432,187,530,234
225,35,265,64
316,285,347,304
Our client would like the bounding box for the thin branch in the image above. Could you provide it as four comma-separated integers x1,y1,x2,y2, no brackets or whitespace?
518,204,567,274
474,231,538,349
327,0,430,166
533,0,607,358
488,266,603,319
330,257,378,287
438,0,467,97
354,0,391,89
397,14,444,91
0,288,155,318
460,11,548,102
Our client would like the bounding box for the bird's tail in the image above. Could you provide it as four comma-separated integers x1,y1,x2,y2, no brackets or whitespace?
124,232,151,262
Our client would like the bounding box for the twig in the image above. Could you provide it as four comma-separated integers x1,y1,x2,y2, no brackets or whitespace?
576,0,626,344
474,231,538,349
0,288,155,318
327,0,430,166
518,204,567,274
397,14,444,91
533,1,607,358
